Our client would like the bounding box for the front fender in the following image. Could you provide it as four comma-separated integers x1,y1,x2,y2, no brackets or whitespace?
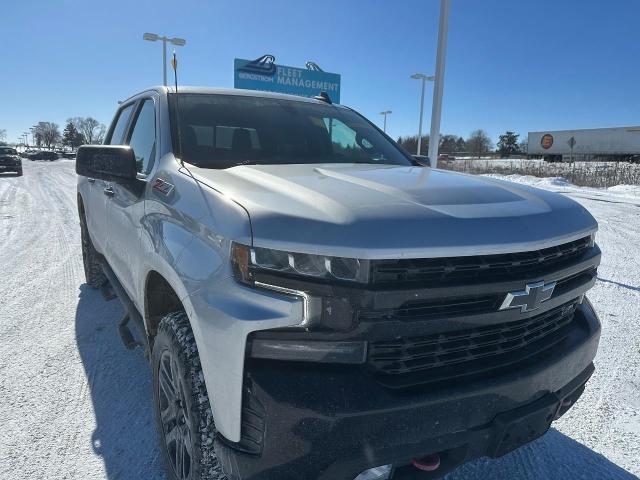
141,162,278,441
186,277,304,442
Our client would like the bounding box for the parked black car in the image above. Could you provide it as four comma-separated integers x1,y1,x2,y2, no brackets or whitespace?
27,150,58,161
0,147,23,175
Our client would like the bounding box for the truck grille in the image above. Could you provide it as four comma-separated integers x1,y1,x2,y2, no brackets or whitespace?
359,295,503,322
370,236,591,287
368,301,579,388
359,268,596,322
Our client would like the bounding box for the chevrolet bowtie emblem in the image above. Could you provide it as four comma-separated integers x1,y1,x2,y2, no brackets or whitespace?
500,281,556,313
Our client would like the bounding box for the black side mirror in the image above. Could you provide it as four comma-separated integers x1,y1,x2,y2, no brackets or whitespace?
76,145,137,183
412,155,431,167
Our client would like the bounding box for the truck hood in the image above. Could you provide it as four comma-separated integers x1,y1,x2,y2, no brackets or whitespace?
190,163,597,258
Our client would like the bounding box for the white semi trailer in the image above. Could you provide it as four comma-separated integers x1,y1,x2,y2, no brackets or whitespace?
528,126,640,162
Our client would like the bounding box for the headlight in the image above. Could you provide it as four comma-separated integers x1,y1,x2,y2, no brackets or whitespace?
232,243,369,285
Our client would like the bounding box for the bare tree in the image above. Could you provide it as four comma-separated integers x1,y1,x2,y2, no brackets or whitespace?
34,122,61,149
67,117,83,132
0,129,6,143
78,117,106,145
467,129,492,158
518,137,529,156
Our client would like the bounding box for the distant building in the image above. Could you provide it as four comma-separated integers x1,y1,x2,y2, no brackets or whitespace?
528,126,640,162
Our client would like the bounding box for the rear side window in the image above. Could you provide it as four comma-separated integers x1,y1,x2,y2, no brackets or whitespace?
107,103,134,145
127,99,156,174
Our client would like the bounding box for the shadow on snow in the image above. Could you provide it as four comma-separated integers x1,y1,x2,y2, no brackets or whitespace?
75,284,165,479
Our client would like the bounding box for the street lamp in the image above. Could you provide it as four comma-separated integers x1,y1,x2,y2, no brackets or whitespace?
143,32,187,86
410,73,435,156
380,110,392,133
428,0,452,168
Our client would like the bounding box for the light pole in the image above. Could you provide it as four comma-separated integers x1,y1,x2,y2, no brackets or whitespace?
143,33,186,86
428,0,452,168
380,110,392,133
410,73,435,156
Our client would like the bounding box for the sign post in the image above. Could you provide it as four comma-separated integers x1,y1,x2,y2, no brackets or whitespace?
567,136,576,163
234,56,341,103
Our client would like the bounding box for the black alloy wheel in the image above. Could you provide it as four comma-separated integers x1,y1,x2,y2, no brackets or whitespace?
158,348,194,479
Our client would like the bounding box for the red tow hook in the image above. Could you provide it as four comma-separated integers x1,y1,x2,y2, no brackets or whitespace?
411,453,441,472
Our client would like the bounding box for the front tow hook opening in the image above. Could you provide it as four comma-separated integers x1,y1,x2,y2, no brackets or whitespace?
393,446,468,478
411,453,441,472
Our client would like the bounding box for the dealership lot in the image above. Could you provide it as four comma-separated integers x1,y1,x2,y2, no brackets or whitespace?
0,161,637,479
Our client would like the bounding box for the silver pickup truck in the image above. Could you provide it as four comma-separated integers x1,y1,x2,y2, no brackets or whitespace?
76,87,601,480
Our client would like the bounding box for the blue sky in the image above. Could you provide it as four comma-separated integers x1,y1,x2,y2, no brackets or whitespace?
2,0,639,146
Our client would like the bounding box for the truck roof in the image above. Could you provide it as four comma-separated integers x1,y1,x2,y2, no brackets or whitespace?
122,86,338,106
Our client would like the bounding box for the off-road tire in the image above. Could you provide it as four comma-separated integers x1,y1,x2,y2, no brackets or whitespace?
16,169,23,176
152,312,227,480
80,214,106,289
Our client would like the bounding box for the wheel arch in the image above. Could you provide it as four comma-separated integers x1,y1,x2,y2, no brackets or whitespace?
144,270,185,344
77,192,86,218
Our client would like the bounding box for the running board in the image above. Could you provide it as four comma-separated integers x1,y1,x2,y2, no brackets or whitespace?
100,281,117,301
118,313,142,349
101,261,149,356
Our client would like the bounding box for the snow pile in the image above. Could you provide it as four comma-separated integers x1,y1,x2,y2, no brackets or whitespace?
484,173,640,205
483,173,572,188
607,184,640,198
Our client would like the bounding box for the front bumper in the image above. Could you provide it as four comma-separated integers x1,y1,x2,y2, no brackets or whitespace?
0,164,20,171
215,301,600,480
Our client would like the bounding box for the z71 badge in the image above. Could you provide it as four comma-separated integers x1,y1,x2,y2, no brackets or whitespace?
152,178,175,197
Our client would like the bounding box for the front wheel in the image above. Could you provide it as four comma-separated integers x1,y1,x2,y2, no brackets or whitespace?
80,215,106,288
152,312,227,480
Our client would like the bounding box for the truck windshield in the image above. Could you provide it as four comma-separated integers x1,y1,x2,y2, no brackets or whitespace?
168,93,413,169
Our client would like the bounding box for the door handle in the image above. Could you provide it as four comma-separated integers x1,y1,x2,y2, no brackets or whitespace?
88,178,95,183
103,185,115,197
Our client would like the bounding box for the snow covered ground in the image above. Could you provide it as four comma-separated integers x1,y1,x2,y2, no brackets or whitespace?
0,161,638,479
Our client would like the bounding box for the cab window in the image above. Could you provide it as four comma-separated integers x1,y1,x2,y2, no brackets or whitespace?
107,103,134,145
127,99,157,174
